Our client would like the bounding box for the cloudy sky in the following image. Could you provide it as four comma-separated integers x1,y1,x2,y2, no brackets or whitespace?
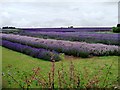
0,0,119,28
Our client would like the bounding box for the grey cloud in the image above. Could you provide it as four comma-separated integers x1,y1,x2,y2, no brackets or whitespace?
1,0,119,2
0,2,118,27
118,1,120,23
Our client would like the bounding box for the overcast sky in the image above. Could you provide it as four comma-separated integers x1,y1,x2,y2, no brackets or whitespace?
0,0,119,28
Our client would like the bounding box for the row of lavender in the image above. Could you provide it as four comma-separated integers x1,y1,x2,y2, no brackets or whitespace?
19,31,120,46
20,27,112,32
1,40,61,61
1,34,120,57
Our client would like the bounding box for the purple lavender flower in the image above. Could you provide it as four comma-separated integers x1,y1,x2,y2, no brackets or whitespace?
1,40,61,61
1,34,120,57
19,31,119,46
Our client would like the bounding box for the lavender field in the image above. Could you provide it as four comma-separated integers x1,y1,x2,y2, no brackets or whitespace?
1,1,120,89
1,32,120,57
20,27,112,32
1,27,120,89
1,27,120,59
19,31,120,46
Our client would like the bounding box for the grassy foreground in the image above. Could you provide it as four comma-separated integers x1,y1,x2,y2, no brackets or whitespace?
1,46,119,88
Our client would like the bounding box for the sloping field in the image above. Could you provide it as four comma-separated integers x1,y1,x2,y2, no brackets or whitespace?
2,46,119,88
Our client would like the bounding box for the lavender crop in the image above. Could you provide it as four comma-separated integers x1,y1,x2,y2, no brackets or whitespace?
1,40,61,61
1,34,120,57
19,31,119,46
19,27,112,32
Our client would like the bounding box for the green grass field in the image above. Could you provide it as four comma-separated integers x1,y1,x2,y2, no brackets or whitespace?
1,46,119,88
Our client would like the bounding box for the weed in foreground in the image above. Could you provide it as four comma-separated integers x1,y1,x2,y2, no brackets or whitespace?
2,59,119,89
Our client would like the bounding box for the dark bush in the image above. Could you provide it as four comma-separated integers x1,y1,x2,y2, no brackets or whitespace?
2,26,16,29
117,24,120,27
112,27,120,33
